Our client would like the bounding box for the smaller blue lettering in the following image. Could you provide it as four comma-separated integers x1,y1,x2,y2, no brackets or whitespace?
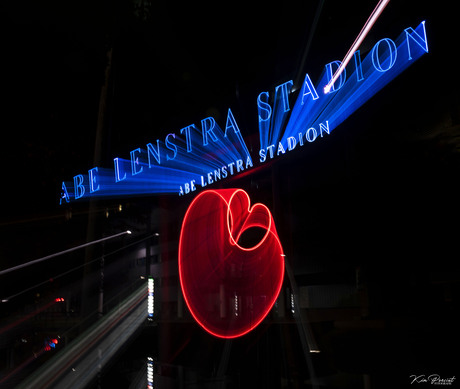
306,128,317,142
236,159,244,172
319,121,330,137
287,137,296,151
245,156,253,169
259,148,267,163
277,142,286,156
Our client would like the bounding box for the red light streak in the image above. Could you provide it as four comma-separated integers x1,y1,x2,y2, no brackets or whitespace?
0,298,62,336
179,189,284,338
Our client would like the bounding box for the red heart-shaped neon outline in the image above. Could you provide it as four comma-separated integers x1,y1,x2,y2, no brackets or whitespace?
179,189,284,338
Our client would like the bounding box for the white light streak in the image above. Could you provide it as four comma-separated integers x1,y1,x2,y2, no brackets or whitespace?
148,277,154,318
0,230,132,276
324,0,390,94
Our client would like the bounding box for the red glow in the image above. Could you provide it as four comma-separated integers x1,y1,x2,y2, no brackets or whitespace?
179,189,284,338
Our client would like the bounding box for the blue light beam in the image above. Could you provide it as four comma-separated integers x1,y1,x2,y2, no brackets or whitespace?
60,112,253,202
280,21,428,147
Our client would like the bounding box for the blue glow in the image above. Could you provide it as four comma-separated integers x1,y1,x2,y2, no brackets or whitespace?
353,50,364,82
130,148,144,176
281,21,429,147
114,157,127,182
89,167,100,193
224,108,252,164
59,21,429,203
147,140,161,167
61,111,253,200
405,22,429,60
258,80,295,151
201,117,219,146
165,133,178,161
257,91,272,150
60,182,70,205
300,73,319,106
325,61,346,93
275,80,293,113
271,80,293,148
180,124,196,152
74,174,85,200
371,38,397,72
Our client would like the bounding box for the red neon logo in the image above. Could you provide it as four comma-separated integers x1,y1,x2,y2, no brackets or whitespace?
179,189,284,338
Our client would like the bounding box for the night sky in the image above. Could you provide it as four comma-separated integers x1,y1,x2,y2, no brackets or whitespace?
2,1,448,213
1,0,457,297
1,0,456,276
1,1,460,386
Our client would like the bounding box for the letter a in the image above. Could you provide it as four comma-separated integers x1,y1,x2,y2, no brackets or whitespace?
60,182,70,204
301,73,319,105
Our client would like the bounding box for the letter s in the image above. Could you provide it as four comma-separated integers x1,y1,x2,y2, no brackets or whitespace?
165,133,178,161
257,91,272,122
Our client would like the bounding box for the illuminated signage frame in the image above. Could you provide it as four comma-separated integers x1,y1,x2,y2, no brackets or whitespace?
59,21,429,204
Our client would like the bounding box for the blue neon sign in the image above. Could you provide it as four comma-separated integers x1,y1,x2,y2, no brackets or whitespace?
59,21,428,204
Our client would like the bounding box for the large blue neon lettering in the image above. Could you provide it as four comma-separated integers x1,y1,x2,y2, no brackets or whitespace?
325,61,346,92
59,20,429,202
257,91,272,122
274,80,293,113
73,174,85,200
180,125,195,153
257,91,272,150
404,21,428,60
147,140,161,167
114,157,127,182
89,167,100,193
60,182,70,204
371,38,397,72
165,133,178,161
130,148,144,176
353,51,364,82
301,73,319,105
201,117,219,146
282,20,429,151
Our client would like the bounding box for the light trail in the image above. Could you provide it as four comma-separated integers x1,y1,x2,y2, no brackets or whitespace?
2,232,158,303
0,230,131,279
281,20,428,147
324,0,390,94
0,299,64,336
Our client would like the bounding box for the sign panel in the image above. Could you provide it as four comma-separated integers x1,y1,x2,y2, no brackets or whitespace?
59,21,428,204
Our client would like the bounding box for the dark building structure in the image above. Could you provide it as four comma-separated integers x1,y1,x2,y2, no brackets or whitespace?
1,1,459,388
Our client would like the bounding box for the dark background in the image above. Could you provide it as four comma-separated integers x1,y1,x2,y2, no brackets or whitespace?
1,1,459,388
